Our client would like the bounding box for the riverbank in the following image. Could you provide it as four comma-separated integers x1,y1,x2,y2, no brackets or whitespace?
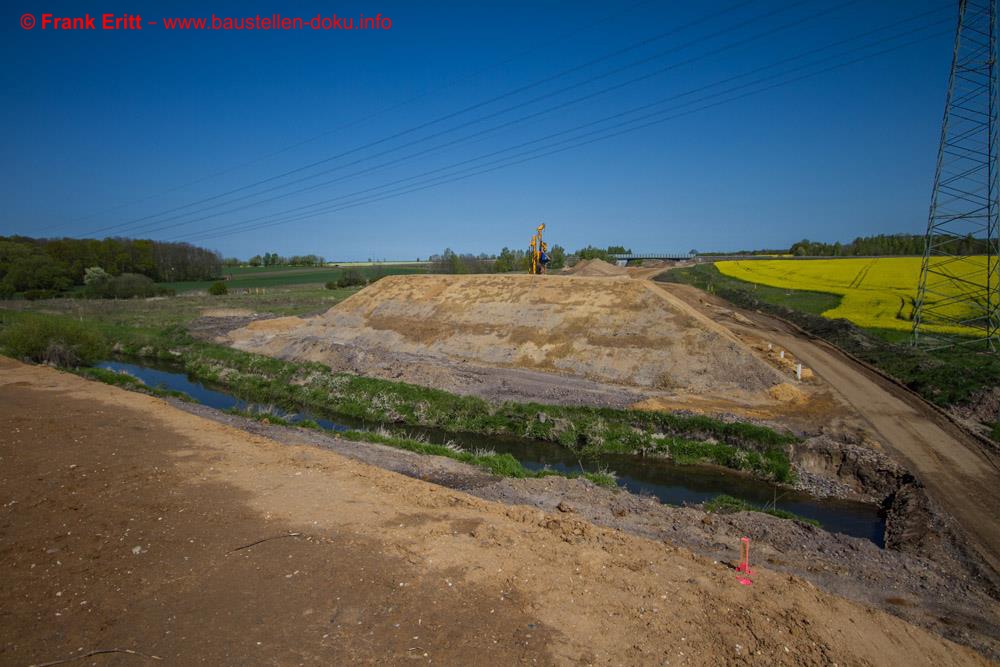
0,358,992,664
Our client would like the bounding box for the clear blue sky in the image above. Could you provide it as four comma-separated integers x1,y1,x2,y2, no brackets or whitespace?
1,0,955,260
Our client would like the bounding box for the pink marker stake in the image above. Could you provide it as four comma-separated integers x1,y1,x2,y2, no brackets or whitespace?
736,537,753,585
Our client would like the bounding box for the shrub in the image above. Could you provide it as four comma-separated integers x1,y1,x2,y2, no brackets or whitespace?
0,283,13,299
336,269,367,288
83,266,111,286
23,289,59,301
207,281,228,296
84,273,170,299
324,281,337,290
0,314,108,367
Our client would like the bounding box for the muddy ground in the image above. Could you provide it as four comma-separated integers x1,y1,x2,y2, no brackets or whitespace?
0,359,991,665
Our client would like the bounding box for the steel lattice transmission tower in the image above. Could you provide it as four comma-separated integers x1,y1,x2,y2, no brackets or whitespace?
913,0,1000,351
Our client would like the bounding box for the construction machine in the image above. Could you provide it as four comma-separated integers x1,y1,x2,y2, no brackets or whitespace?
530,223,549,274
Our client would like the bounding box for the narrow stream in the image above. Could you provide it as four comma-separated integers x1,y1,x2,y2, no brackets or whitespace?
96,359,886,546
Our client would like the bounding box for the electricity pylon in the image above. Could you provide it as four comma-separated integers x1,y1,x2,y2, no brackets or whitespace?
913,0,1000,351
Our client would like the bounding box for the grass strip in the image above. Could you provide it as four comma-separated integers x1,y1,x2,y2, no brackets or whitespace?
225,407,619,488
704,494,820,527
0,307,796,482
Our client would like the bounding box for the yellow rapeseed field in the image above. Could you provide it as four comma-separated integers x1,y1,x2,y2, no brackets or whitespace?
715,257,994,335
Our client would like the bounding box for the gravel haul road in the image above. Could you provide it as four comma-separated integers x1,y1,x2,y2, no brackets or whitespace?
658,282,1000,584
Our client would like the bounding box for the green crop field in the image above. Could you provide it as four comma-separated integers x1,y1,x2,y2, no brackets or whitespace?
159,264,427,292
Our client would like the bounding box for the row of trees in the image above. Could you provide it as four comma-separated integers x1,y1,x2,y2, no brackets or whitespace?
0,236,222,296
243,252,325,267
788,233,991,257
574,245,631,263
428,245,569,274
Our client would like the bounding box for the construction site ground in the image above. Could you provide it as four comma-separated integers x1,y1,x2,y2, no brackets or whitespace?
3,261,999,663
0,359,991,666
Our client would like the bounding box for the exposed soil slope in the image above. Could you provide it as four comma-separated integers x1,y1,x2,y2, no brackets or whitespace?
658,281,1000,586
0,359,989,665
228,274,787,397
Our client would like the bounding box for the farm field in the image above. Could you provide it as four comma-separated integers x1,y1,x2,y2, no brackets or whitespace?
158,264,427,292
716,257,994,336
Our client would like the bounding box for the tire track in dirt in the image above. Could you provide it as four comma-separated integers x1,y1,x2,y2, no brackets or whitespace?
656,282,1000,582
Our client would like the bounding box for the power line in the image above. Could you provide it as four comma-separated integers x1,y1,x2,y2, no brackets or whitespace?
155,4,949,241
102,0,855,240
33,0,659,233
179,27,949,244
62,0,772,238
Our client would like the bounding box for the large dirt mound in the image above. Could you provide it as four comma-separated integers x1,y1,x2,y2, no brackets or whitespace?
230,274,786,395
563,258,629,276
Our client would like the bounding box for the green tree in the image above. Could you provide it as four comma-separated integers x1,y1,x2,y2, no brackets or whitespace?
2,255,71,292
548,245,566,270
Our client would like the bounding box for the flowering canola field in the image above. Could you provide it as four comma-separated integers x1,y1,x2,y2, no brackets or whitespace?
715,257,992,335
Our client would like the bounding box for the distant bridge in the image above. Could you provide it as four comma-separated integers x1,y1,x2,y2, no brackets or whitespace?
609,252,695,261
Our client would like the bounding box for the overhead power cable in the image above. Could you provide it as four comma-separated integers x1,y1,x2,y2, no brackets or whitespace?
178,26,949,244
34,0,659,233
101,0,862,240
63,0,781,238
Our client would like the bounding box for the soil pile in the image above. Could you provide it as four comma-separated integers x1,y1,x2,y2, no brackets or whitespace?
564,258,629,276
228,274,787,395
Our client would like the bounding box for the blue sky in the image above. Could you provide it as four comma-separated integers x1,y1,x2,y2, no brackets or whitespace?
2,1,955,260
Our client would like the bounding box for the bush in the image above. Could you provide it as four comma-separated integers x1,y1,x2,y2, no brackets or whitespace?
23,289,59,301
0,314,108,367
336,269,367,288
83,273,171,299
324,280,337,290
207,281,228,296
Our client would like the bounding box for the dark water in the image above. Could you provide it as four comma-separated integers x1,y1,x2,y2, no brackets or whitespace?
96,359,352,433
96,359,886,546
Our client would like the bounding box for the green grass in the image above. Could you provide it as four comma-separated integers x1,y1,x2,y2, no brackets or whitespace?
76,366,196,402
0,311,109,366
225,406,620,486
0,287,798,482
662,263,841,314
660,264,1000,411
174,343,796,482
159,265,427,292
704,494,821,527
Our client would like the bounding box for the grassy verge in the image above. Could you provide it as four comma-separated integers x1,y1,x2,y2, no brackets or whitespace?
704,494,821,527
0,304,797,482
182,343,795,481
159,265,426,292
76,366,196,403
659,264,1000,410
222,407,620,487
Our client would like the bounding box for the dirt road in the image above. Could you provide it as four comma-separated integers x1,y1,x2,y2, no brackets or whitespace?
657,282,1000,582
0,358,988,665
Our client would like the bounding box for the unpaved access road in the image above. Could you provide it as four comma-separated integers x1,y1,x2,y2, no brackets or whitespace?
658,282,1000,583
0,358,988,665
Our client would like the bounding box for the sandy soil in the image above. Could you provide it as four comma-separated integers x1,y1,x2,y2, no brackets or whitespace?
163,396,1000,657
658,282,1000,587
226,273,792,402
0,359,989,665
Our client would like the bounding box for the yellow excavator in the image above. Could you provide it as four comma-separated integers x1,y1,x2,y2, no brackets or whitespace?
529,223,548,274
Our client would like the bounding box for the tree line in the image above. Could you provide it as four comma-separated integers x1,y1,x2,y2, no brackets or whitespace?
428,245,569,274
0,235,222,296
789,233,991,257
238,252,325,267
